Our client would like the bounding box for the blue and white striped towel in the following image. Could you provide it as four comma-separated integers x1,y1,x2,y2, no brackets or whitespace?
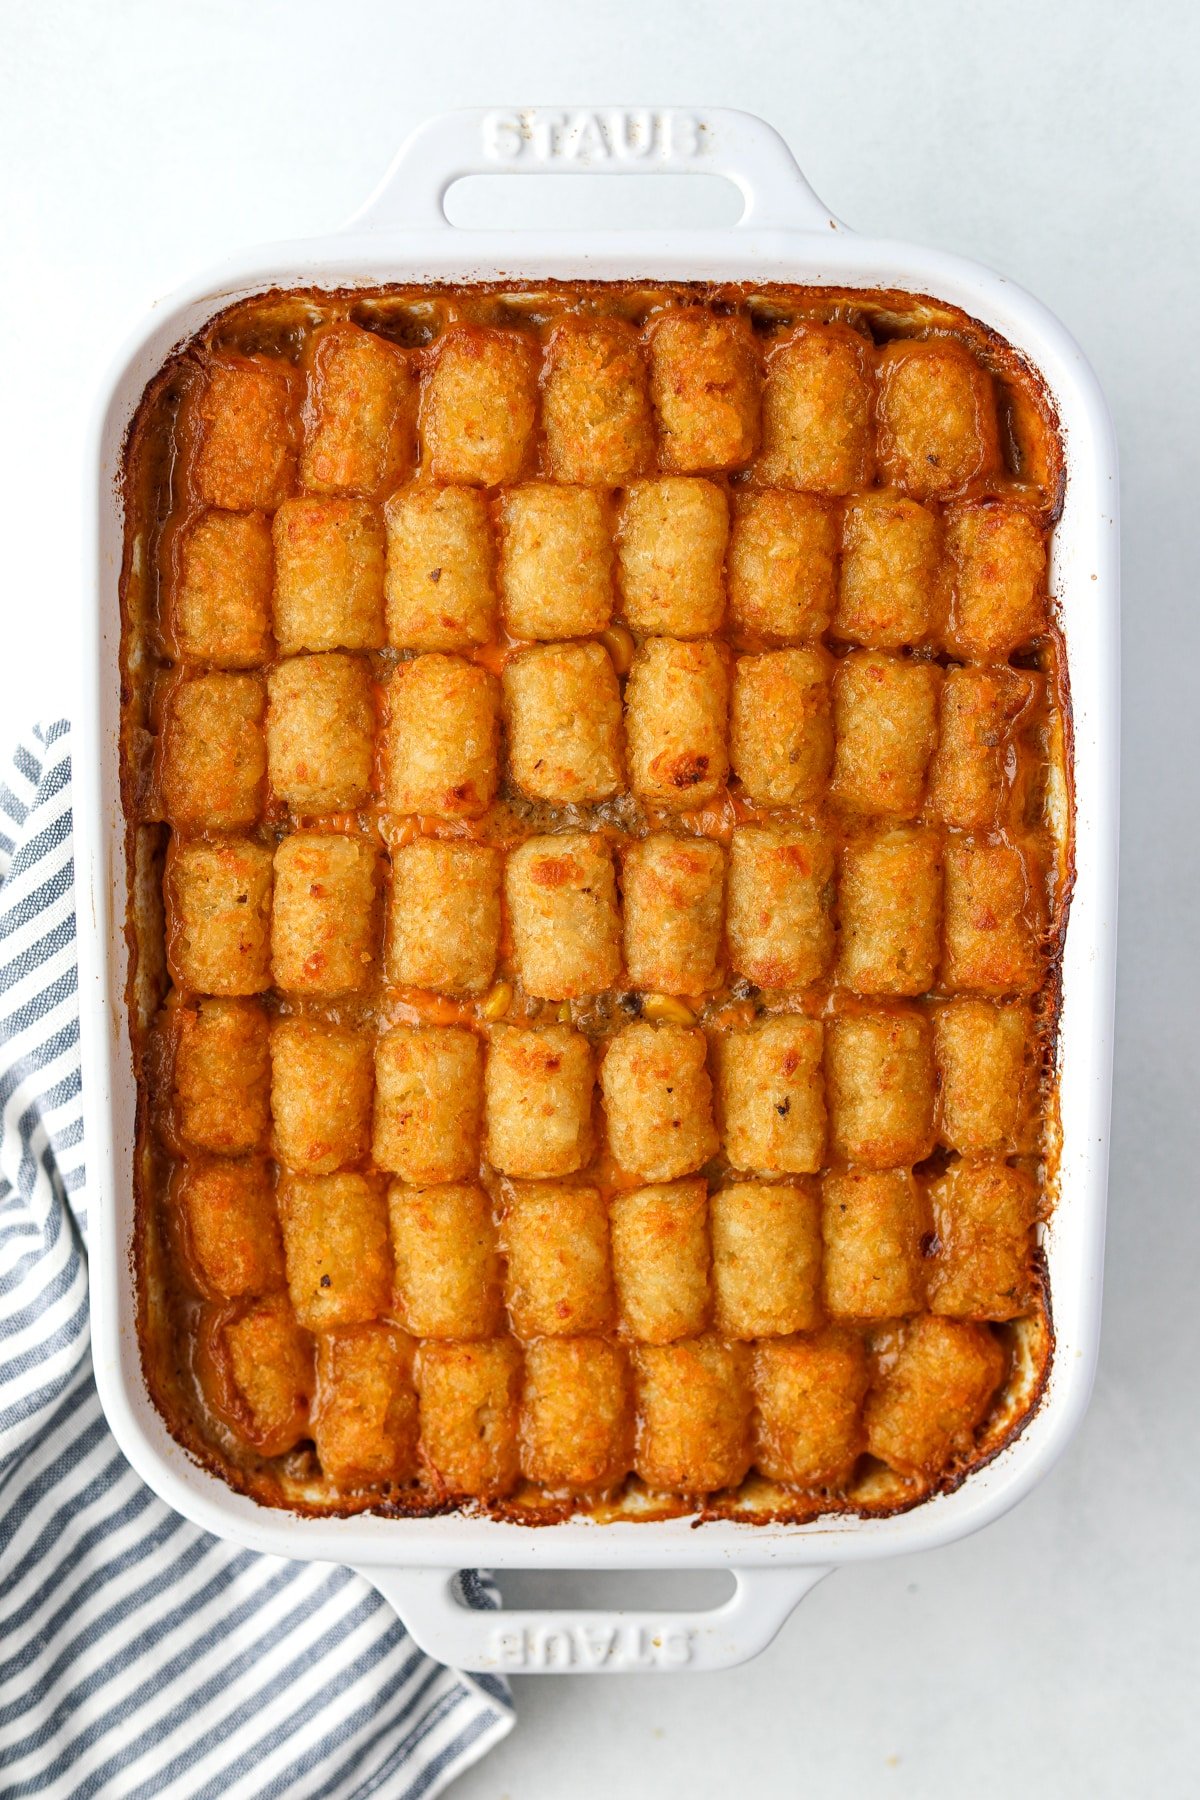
0,723,514,1800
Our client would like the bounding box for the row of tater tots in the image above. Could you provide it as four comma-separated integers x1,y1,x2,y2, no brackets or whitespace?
167,1001,1036,1183
178,1153,1034,1344
167,476,1047,671
193,1286,1010,1496
157,642,1040,830
185,313,1021,512
164,824,1044,1004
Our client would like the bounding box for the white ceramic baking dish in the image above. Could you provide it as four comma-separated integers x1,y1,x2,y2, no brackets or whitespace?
78,106,1119,1674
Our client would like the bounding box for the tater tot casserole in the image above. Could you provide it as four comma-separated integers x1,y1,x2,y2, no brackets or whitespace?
120,282,1068,1524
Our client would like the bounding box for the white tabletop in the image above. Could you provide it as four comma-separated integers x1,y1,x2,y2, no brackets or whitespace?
5,1,1196,1792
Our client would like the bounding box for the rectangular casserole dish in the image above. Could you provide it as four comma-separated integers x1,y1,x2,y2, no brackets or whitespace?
79,106,1119,1673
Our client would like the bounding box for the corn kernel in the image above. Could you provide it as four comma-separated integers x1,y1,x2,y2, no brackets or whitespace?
600,624,635,676
640,993,696,1026
556,1002,573,1023
480,980,513,1021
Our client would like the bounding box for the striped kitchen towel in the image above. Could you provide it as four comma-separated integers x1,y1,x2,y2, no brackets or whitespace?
0,722,514,1800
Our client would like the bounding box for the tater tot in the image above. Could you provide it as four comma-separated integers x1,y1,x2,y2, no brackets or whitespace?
172,997,271,1154
171,1159,284,1299
195,1294,313,1457
710,1181,822,1338
616,478,729,637
170,510,274,668
826,1010,935,1169
265,653,376,813
386,839,501,996
381,654,499,819
417,1339,522,1498
165,838,273,996
388,1181,500,1339
520,1337,631,1490
270,1018,374,1175
713,1015,826,1174
624,638,729,809
300,321,417,498
373,1027,482,1185
503,642,623,803
928,1159,1037,1320
190,354,299,512
313,1323,419,1488
502,1183,613,1337
498,483,615,640
927,666,1035,831
272,496,385,654
726,490,838,643
622,834,724,995
942,840,1042,996
483,1025,594,1178
726,825,835,990
633,1336,752,1494
837,827,941,996
830,651,941,818
821,1170,928,1320
505,832,622,1000
758,323,874,494
730,648,833,806
875,340,1000,500
944,502,1048,661
601,1025,718,1184
383,484,497,651
610,1179,711,1343
160,673,266,833
836,490,943,648
864,1314,1007,1477
934,1000,1033,1153
542,317,654,484
753,1328,868,1487
648,309,760,472
276,1172,392,1331
271,832,379,995
423,324,539,486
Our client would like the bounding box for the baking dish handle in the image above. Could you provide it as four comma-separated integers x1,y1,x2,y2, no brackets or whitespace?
345,106,843,234
354,1563,833,1673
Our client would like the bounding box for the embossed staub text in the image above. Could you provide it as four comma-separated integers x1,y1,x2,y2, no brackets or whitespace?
487,1621,695,1670
482,108,708,165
